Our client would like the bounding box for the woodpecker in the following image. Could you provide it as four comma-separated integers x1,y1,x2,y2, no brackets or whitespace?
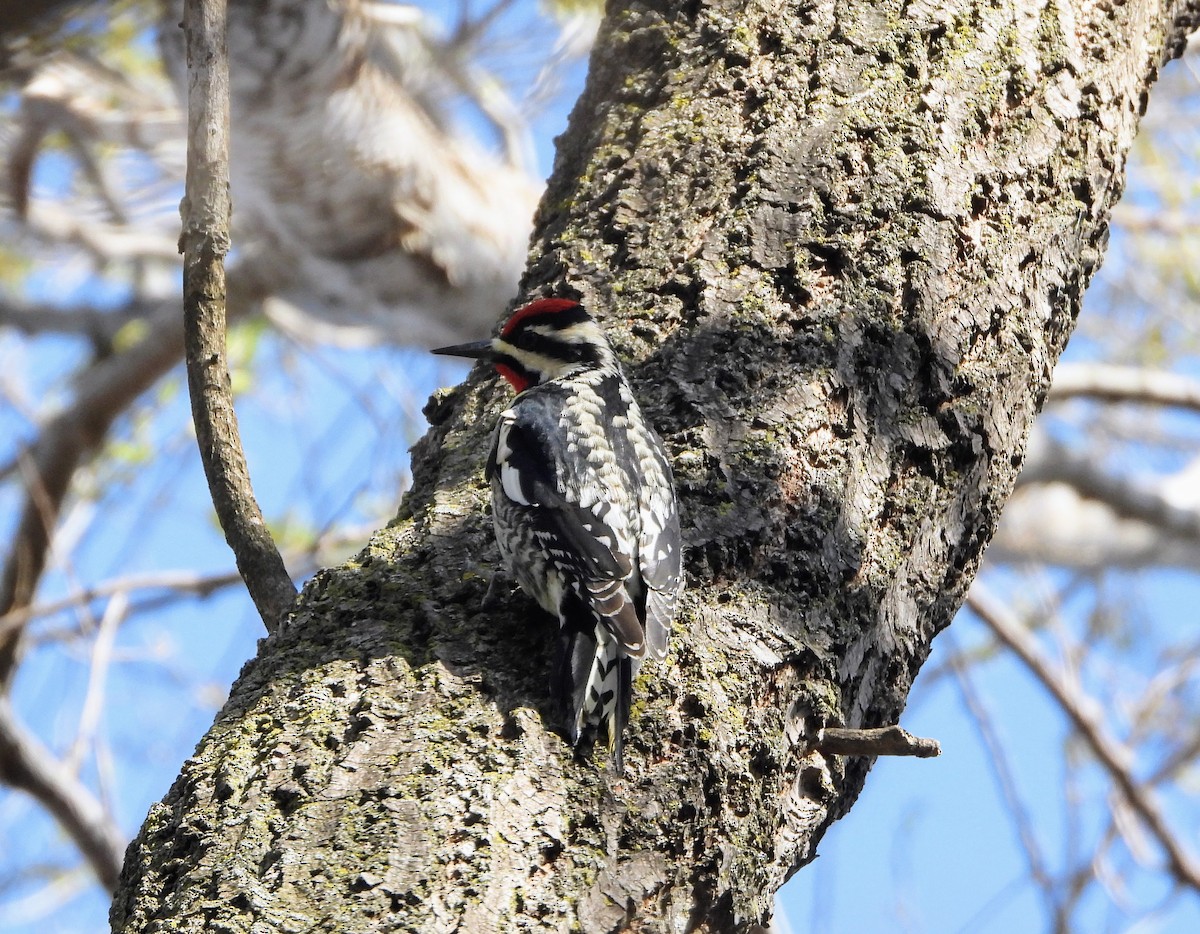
433,298,682,772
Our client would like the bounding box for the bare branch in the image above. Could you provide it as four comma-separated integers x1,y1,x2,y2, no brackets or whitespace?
816,725,940,758
180,0,295,632
25,201,180,264
1148,727,1200,787
2,526,371,638
10,47,183,222
0,300,188,686
0,271,263,684
1017,438,1200,543
967,585,1200,892
0,866,90,926
1111,204,1200,236
158,0,538,346
1048,363,1200,412
0,698,123,891
0,298,145,347
989,482,1200,572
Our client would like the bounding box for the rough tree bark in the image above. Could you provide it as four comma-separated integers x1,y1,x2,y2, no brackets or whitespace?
110,0,1200,931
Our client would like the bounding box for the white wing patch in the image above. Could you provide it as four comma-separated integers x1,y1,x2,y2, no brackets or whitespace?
501,463,528,505
494,420,532,505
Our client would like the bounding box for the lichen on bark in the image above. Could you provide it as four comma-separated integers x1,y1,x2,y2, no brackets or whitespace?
112,0,1200,931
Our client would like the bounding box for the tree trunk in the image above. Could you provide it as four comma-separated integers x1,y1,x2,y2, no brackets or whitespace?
110,0,1200,930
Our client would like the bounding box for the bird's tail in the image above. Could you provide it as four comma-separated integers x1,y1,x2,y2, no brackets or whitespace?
554,592,637,772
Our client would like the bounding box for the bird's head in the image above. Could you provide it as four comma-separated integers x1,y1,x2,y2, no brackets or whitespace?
432,298,616,393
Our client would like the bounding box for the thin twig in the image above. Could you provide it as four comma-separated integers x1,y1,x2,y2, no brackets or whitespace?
65,592,126,775
816,724,940,758
0,300,140,343
181,0,296,632
0,866,90,926
1111,204,1200,236
967,584,1200,892
946,641,1058,910
1,526,371,637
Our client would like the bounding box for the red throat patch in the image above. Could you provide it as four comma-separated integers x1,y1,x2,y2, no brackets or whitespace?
495,362,531,393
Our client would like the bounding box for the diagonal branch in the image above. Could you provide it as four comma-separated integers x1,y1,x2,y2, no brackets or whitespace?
110,0,1200,928
0,277,264,689
0,697,124,890
25,201,180,264
0,301,186,688
967,584,1200,893
946,642,1058,913
180,0,295,633
0,299,140,344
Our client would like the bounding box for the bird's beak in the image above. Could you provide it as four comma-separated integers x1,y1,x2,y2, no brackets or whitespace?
430,339,495,360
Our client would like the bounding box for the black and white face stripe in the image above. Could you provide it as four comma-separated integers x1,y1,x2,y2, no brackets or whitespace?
513,328,609,366
496,317,618,386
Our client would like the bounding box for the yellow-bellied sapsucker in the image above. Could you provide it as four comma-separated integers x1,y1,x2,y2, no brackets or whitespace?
434,298,682,772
